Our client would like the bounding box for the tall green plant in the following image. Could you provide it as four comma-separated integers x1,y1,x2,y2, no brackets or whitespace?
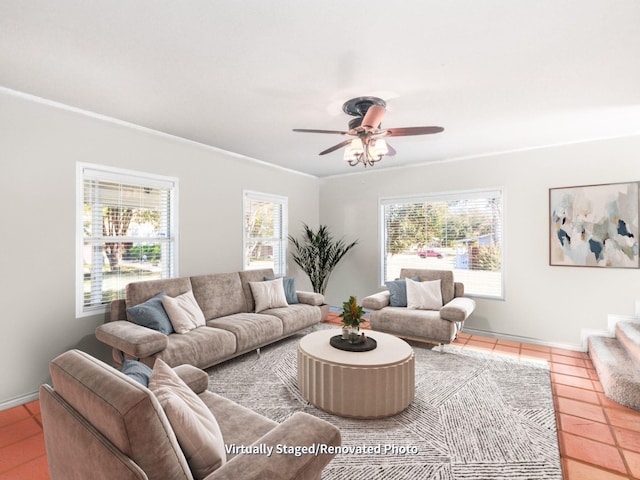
288,224,358,295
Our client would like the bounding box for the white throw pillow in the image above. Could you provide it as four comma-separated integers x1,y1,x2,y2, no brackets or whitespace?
149,359,226,480
161,290,206,334
249,277,289,313
406,278,443,310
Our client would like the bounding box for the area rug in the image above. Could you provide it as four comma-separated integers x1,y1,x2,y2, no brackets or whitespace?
206,327,562,480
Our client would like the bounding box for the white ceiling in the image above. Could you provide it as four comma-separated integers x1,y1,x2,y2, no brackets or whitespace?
2,1,640,177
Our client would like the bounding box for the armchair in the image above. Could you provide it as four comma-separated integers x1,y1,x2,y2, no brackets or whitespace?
362,269,476,345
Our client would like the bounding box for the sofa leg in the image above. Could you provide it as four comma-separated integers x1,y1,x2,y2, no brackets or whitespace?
256,347,261,357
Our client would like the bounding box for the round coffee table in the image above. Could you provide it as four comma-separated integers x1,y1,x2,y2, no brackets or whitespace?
297,329,415,419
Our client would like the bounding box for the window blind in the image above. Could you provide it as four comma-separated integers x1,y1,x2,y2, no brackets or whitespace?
79,165,177,313
243,191,288,276
380,189,504,299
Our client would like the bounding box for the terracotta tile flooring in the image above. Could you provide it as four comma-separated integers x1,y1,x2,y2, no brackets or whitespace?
1,316,639,479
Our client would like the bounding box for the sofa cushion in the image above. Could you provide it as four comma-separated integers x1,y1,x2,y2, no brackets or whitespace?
370,308,457,344
207,313,283,352
400,269,455,304
406,278,443,310
162,291,206,333
198,392,278,460
147,326,238,369
190,273,248,319
149,359,226,480
265,276,299,304
264,303,321,335
121,359,153,387
125,292,174,335
249,277,289,313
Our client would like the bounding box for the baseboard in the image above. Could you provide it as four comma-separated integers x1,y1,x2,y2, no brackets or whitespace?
463,327,583,352
578,314,639,352
0,391,39,411
580,329,610,352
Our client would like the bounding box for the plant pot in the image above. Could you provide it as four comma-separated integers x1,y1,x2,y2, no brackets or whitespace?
347,326,361,344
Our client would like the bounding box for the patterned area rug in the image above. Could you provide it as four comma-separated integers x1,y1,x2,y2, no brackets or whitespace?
206,327,562,480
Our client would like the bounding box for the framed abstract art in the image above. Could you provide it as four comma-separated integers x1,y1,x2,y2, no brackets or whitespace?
549,181,639,268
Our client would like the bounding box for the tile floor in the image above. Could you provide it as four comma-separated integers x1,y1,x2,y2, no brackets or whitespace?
1,316,639,479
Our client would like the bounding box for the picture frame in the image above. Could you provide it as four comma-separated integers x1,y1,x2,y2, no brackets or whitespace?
549,181,639,268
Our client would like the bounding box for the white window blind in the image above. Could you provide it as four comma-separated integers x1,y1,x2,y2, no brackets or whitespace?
78,164,178,314
380,189,504,299
243,191,288,276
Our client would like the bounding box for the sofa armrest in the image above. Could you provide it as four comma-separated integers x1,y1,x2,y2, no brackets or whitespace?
109,299,128,322
95,321,168,359
296,291,324,306
440,296,476,323
174,364,209,394
362,291,390,310
206,412,341,480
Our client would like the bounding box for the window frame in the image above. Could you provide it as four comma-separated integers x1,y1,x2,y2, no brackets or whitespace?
378,188,505,300
76,162,179,317
242,190,288,277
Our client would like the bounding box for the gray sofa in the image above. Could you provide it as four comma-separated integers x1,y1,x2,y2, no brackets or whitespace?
96,268,324,369
362,268,476,345
40,349,341,480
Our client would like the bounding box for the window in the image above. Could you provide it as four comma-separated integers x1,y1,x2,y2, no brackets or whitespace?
243,190,288,276
77,163,178,315
380,189,504,299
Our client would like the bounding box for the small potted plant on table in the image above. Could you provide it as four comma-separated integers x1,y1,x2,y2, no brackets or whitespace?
339,295,366,344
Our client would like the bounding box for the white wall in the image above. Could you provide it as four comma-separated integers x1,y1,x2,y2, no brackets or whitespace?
3,85,639,407
0,90,319,407
319,136,640,348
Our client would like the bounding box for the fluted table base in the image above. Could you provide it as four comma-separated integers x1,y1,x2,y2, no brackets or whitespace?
297,330,415,419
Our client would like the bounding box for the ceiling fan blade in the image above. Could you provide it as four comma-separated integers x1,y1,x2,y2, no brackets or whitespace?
385,142,397,156
386,126,444,136
319,139,352,155
361,104,386,129
293,128,349,135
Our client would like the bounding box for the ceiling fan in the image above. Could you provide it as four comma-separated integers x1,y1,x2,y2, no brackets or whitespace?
293,96,444,167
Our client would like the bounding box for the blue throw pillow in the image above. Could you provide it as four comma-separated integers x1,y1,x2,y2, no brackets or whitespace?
126,291,174,335
122,359,153,387
264,276,299,304
385,277,420,307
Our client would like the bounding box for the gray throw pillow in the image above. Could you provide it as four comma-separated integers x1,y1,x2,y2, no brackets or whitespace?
264,276,299,304
385,277,420,307
122,359,153,387
126,291,174,335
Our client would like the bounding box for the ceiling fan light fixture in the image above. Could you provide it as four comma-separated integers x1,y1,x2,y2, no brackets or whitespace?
371,138,388,157
344,137,386,167
343,138,364,161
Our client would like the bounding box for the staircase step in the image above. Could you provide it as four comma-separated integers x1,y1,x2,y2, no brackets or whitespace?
588,335,640,411
616,319,640,366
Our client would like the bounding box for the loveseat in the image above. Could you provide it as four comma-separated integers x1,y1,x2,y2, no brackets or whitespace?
96,268,324,369
361,268,476,345
40,349,341,480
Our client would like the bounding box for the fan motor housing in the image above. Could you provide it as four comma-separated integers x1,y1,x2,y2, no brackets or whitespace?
342,96,386,117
